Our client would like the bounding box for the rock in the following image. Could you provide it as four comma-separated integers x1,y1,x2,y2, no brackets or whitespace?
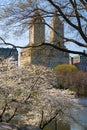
0,123,18,130
0,123,41,130
19,124,41,130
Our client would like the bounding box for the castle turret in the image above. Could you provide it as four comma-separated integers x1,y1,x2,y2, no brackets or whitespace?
29,9,45,46
20,10,45,66
50,11,64,47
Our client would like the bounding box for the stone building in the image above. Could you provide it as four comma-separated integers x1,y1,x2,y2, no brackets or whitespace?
20,10,69,68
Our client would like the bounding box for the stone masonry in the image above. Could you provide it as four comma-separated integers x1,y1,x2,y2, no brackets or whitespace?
20,10,69,68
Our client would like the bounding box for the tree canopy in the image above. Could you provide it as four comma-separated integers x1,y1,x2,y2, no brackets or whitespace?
0,0,87,55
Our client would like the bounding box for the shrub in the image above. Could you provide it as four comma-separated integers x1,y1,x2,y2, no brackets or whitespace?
54,64,87,96
54,64,78,75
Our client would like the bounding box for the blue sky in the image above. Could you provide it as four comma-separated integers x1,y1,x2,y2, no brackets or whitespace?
0,0,86,57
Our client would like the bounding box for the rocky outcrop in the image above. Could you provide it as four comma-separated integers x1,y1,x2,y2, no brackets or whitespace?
0,123,41,130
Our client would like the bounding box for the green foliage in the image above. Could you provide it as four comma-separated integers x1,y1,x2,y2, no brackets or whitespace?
54,64,87,96
54,64,78,74
70,71,87,97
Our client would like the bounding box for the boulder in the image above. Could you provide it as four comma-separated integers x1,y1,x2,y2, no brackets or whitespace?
0,123,41,130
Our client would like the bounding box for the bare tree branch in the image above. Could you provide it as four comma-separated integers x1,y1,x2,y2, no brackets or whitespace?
6,108,17,123
39,109,63,129
47,0,87,43
0,102,7,122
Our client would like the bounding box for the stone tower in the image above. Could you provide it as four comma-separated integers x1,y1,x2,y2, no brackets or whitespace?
45,12,69,67
20,10,45,66
50,11,64,47
20,10,69,67
29,10,45,46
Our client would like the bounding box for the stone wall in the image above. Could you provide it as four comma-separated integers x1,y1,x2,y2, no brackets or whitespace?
30,46,69,68
20,48,31,67
20,46,69,68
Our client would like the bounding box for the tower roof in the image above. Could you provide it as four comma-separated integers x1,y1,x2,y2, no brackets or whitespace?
31,9,44,23
52,10,62,25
